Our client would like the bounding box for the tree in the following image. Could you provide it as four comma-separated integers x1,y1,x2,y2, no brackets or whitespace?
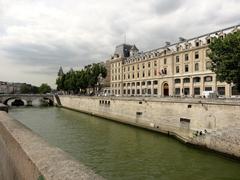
39,83,51,94
56,63,107,95
208,30,240,90
20,84,32,94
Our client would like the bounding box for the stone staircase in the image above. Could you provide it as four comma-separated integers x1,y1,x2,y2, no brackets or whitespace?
54,94,62,106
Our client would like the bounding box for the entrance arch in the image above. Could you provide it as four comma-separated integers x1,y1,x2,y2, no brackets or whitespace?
162,82,169,96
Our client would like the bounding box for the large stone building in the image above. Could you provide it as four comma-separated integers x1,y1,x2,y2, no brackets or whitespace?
109,25,240,97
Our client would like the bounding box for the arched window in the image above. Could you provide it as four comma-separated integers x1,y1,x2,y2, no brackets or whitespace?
206,61,212,70
175,79,181,84
204,76,212,82
183,78,190,83
193,77,201,83
195,63,199,71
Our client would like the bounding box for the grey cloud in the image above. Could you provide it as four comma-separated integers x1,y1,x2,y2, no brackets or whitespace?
152,0,183,15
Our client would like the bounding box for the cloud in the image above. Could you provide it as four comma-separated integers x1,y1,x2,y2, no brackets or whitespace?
152,0,183,15
0,0,240,87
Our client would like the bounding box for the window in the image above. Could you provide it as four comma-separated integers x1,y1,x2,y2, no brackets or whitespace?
154,61,157,66
176,66,180,73
137,72,140,78
175,88,180,95
205,87,212,91
207,38,211,44
195,63,199,71
164,68,167,75
148,70,151,76
132,73,135,79
218,87,225,96
137,64,140,70
193,77,201,83
154,69,157,76
194,88,200,95
142,63,145,69
132,66,134,70
185,65,189,72
183,78,190,83
148,62,151,68
176,56,179,63
153,80,158,85
184,88,190,95
147,89,151,94
175,79,181,84
137,89,140,94
123,90,126,94
204,76,212,82
128,66,130,71
142,71,145,77
185,54,189,61
142,82,145,86
132,89,135,95
154,89,158,95
195,41,199,47
195,51,199,59
147,81,151,85
136,82,140,86
164,58,167,64
123,83,126,87
206,61,212,70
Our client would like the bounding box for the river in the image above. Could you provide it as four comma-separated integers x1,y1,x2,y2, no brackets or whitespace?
9,107,240,180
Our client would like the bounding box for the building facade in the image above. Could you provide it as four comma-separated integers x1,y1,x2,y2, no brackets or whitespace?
109,25,240,97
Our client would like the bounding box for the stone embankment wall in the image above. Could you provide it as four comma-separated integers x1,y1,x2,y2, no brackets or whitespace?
58,96,240,158
0,111,103,180
0,103,8,113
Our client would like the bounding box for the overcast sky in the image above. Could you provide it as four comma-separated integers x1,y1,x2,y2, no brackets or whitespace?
0,0,239,88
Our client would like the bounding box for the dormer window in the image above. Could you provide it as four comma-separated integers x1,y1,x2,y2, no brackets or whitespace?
207,38,211,44
195,41,199,47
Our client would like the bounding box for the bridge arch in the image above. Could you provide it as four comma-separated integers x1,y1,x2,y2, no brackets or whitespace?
1,94,54,106
3,97,27,106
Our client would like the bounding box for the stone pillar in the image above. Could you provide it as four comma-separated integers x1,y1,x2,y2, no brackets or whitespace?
190,77,193,97
140,82,142,96
135,83,137,96
180,78,184,96
200,76,204,96
151,80,154,96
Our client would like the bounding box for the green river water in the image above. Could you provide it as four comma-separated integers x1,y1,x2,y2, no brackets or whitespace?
9,107,240,180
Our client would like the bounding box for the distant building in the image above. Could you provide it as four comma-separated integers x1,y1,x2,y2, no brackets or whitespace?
0,81,33,94
109,25,240,97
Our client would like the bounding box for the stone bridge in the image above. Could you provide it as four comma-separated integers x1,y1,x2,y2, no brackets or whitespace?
0,94,54,106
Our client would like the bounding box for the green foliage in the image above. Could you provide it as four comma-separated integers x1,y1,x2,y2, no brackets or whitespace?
20,84,39,94
56,63,107,94
39,83,51,94
20,84,32,94
38,175,45,180
208,30,240,90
